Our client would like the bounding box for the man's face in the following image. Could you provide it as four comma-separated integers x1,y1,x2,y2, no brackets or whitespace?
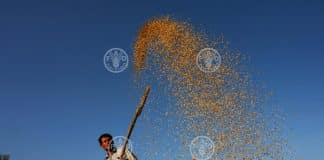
100,137,112,150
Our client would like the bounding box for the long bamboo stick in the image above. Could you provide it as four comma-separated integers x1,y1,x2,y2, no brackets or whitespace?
119,86,151,159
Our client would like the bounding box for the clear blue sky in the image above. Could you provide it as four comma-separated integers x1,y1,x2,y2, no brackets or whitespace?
0,0,323,159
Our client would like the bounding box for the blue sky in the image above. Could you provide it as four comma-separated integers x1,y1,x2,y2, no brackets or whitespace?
0,0,323,159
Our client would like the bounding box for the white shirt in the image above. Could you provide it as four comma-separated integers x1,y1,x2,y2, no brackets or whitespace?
106,147,137,160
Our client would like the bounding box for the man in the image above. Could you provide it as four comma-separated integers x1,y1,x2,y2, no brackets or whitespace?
98,133,137,160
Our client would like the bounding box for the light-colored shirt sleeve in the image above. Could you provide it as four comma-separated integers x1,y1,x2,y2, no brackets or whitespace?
110,147,137,160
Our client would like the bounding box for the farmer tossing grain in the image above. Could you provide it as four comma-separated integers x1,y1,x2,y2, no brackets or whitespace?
98,133,137,160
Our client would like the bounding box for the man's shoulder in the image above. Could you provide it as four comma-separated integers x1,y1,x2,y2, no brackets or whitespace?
111,147,137,160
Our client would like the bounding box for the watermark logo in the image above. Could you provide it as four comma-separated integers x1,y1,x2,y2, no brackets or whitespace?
196,48,221,73
113,136,134,152
190,136,215,160
104,48,129,73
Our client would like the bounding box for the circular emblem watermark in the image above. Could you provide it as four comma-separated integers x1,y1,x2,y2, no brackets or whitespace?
112,136,134,152
190,136,215,160
103,48,129,73
196,48,221,73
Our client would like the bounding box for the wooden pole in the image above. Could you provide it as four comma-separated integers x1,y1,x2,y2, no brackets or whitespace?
119,86,150,159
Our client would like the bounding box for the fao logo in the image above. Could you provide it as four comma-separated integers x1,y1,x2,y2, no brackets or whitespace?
190,136,215,160
104,48,129,73
196,48,221,73
112,136,134,152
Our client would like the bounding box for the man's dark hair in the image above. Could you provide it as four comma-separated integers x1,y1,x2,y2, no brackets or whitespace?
98,133,113,145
